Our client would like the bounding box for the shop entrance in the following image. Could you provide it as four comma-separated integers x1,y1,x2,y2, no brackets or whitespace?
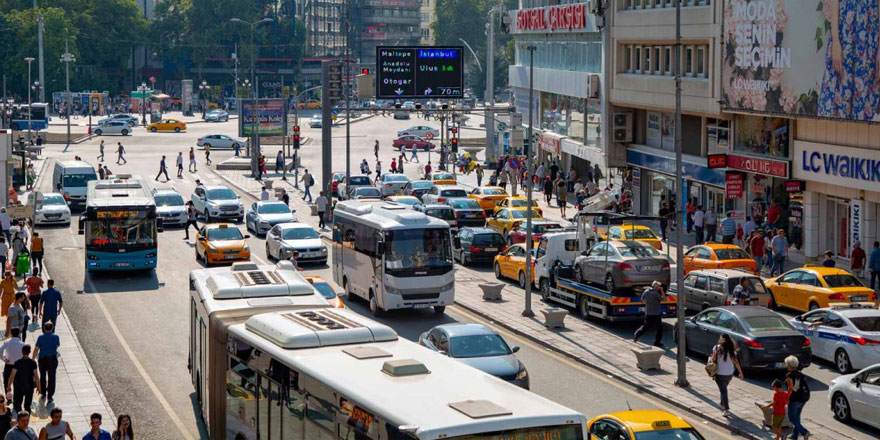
825,198,850,258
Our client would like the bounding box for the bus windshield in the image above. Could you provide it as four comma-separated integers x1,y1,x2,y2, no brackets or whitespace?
86,210,156,251
63,173,98,188
385,228,452,274
449,425,584,439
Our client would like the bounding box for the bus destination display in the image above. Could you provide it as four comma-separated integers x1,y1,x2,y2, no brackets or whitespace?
376,46,463,99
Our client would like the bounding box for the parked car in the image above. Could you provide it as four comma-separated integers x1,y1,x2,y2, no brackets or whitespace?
93,121,131,136
402,101,415,109
378,173,410,196
309,114,323,128
393,135,435,152
828,363,880,428
672,269,770,312
146,119,186,132
468,186,508,212
494,243,536,288
681,306,812,371
385,195,420,207
32,192,71,226
421,185,468,205
765,266,878,312
790,304,880,373
683,243,758,275
350,186,382,200
337,175,374,200
245,201,297,236
304,275,345,308
397,125,439,138
443,198,486,228
402,180,435,200
204,109,229,122
265,222,327,264
190,184,243,222
453,227,505,265
413,203,456,228
152,188,187,226
97,114,138,126
196,134,243,150
573,240,670,293
419,323,528,389
506,220,566,245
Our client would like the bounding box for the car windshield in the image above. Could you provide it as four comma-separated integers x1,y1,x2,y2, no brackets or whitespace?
154,194,184,206
715,248,750,260
258,203,290,214
441,189,467,198
391,197,419,206
349,176,371,185
384,174,409,182
823,274,864,288
634,429,705,440
482,188,506,196
425,208,455,220
617,243,660,258
450,199,481,209
311,282,337,300
849,316,880,331
742,315,792,332
282,228,319,240
624,228,657,239
529,223,561,233
42,195,66,205
434,173,454,180
208,110,223,115
62,173,97,188
448,334,511,358
207,188,237,200
473,234,505,246
510,199,537,207
356,188,381,196
385,228,453,270
510,209,540,219
412,181,433,189
206,227,243,241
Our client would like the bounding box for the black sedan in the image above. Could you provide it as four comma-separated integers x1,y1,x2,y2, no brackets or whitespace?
444,198,486,228
681,306,811,371
453,227,505,265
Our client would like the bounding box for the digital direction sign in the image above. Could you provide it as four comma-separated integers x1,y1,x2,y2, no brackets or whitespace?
376,46,464,99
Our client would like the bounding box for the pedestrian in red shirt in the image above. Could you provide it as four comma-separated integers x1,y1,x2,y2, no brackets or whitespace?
851,240,867,278
767,200,781,228
750,230,766,274
761,379,790,440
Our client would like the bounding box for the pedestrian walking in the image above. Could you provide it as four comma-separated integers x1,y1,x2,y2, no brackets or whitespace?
658,202,671,242
851,241,867,279
743,215,756,238
869,241,880,290
97,141,105,162
0,396,11,439
633,281,666,348
475,164,483,187
593,163,602,186
0,328,23,393
549,161,559,181
24,272,42,321
498,171,507,192
111,414,133,440
410,145,419,163
233,143,241,157
7,344,39,413
558,180,568,218
708,334,744,417
685,199,695,233
38,280,62,329
154,156,169,182
390,158,397,173
260,187,269,201
760,379,790,440
769,230,788,277
704,207,717,242
183,202,198,241
204,145,212,166
39,407,75,440
98,166,105,180
188,148,197,173
374,140,379,160
693,206,705,245
6,294,26,342
0,273,17,318
279,189,290,206
316,192,329,230
424,162,432,179
0,239,8,277
82,414,111,440
720,212,737,244
300,169,314,203
259,155,267,176
32,322,59,404
750,230,766,274
0,209,10,244
176,152,184,178
5,411,36,440
275,150,284,173
543,177,553,205
784,356,811,439
115,143,126,165
102,166,112,180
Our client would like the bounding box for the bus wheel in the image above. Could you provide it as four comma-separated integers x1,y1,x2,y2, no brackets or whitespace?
369,291,383,316
434,306,446,314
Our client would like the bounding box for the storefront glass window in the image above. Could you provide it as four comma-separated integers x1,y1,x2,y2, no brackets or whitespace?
733,115,790,159
707,118,730,153
541,92,586,142
515,36,602,72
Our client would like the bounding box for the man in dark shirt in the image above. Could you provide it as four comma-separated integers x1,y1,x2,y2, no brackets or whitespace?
39,280,63,329
33,322,60,403
633,281,666,348
6,345,39,413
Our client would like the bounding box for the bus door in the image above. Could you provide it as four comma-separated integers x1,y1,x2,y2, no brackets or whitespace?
374,233,385,309
332,223,343,287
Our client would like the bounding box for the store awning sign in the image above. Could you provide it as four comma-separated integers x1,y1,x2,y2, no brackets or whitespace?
539,132,563,155
783,180,805,193
707,154,728,169
726,154,789,178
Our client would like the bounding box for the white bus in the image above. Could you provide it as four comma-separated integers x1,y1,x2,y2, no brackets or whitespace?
332,201,454,315
194,295,588,439
188,260,332,435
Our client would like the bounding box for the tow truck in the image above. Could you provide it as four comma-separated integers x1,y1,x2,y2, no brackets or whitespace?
538,210,678,321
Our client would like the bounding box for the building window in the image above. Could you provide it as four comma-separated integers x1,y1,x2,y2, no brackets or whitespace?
733,115,790,159
633,46,641,72
644,46,651,73
685,46,694,76
664,46,672,75
625,46,632,72
653,46,661,72
421,28,430,39
621,44,708,78
696,46,706,77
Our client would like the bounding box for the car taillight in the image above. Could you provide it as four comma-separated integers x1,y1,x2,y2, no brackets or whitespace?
828,293,846,301
663,262,670,270
658,242,662,250
198,137,203,142
385,184,392,187
617,262,634,271
851,336,880,346
870,294,878,302
744,338,763,349
592,225,597,233
717,261,725,268
470,246,481,253
802,338,811,347
480,211,486,218
438,198,446,203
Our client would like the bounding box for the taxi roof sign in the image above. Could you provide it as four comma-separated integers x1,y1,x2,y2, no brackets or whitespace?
651,420,672,429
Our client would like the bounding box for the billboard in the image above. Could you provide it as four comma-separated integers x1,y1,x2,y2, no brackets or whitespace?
375,46,463,99
722,0,880,122
239,99,286,137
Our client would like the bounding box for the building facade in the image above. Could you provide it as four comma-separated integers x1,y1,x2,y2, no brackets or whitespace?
420,0,436,44
357,0,422,66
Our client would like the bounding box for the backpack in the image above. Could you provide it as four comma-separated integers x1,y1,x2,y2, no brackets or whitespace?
308,175,315,186
788,371,810,402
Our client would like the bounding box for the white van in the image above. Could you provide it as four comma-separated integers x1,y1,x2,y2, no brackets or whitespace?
52,160,98,207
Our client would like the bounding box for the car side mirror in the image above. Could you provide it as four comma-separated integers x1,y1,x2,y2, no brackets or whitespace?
795,315,804,322
851,376,861,387
156,218,164,233
581,251,589,256
511,345,520,353
376,241,385,256
197,236,206,241
244,234,251,239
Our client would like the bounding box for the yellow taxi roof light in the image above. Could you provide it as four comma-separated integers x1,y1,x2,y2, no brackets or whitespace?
651,420,672,429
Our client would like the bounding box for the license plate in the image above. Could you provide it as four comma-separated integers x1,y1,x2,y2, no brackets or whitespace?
115,262,130,267
851,295,868,301
413,304,431,309
224,255,240,260
484,247,498,252
640,266,660,272
773,362,785,369
638,306,645,313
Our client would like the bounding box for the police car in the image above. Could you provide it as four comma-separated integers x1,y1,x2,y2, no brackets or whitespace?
790,303,880,373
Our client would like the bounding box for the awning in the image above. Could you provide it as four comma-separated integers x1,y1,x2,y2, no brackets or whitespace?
152,93,171,99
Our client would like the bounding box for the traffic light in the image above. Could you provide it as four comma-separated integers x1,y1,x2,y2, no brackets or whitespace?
293,125,301,149
451,137,459,153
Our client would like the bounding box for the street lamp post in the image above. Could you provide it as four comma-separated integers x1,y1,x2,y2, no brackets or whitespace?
231,17,272,179
199,80,209,119
522,44,536,318
673,0,689,389
24,57,34,144
240,79,252,157
61,39,75,150
138,82,148,126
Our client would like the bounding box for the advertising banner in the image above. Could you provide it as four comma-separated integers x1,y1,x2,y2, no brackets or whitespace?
239,99,286,137
511,2,598,34
792,140,880,192
726,172,744,198
722,0,880,122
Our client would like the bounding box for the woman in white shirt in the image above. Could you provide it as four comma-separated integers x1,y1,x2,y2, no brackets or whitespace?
710,334,744,417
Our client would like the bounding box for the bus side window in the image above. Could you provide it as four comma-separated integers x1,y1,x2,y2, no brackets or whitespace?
283,389,305,439
226,358,257,436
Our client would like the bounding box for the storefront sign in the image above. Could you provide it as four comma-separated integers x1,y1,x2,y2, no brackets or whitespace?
646,112,661,148
511,3,597,34
561,138,605,166
851,199,863,249
784,180,805,193
793,141,880,193
627,146,726,186
726,154,789,178
707,154,728,169
539,132,563,155
725,172,744,198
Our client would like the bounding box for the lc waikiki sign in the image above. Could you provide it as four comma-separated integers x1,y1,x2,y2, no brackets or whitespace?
512,3,596,34
793,141,880,193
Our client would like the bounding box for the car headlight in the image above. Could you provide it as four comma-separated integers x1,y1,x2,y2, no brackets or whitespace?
320,246,328,254
440,281,455,291
209,247,220,254
242,244,249,252
259,220,269,226
516,366,528,380
385,284,401,294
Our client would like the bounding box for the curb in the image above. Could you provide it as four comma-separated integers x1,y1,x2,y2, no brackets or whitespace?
451,299,764,440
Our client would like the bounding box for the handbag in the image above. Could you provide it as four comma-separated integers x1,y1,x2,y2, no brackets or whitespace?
705,346,718,377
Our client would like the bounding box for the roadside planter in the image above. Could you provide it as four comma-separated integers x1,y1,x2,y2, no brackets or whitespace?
478,283,505,301
541,308,568,329
631,344,664,370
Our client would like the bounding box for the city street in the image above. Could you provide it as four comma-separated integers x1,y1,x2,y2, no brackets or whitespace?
29,111,876,439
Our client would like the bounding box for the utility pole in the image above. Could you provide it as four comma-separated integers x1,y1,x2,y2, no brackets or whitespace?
34,0,45,103
233,44,239,115
674,0,689,389
61,38,75,150
230,17,272,178
345,3,351,191
485,7,496,105
25,57,35,144
522,44,536,318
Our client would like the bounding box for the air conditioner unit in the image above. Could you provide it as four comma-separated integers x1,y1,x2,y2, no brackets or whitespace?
613,112,632,143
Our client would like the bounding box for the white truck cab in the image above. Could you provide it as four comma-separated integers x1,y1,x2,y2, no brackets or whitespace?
534,232,582,294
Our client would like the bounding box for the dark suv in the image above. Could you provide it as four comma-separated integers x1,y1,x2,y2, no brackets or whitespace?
453,227,506,265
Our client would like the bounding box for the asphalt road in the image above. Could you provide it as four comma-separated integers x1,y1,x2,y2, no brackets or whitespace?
35,111,877,439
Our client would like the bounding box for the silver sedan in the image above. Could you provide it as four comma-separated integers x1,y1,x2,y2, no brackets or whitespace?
574,240,671,293
196,134,243,150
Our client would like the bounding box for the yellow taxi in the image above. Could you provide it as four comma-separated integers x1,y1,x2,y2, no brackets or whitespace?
487,207,543,237
601,224,662,250
683,242,758,275
146,119,186,132
427,172,457,185
468,186,509,212
305,275,345,308
298,100,321,110
493,243,535,288
494,196,543,216
588,410,706,440
765,265,878,312
195,223,250,265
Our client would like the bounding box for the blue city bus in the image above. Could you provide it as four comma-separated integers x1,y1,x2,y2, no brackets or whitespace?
10,103,49,131
78,175,163,271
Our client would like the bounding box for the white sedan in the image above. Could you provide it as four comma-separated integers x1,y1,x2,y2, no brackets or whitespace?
33,193,71,226
829,363,880,429
245,201,297,236
196,134,244,150
265,223,327,264
397,125,438,138
790,305,880,373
